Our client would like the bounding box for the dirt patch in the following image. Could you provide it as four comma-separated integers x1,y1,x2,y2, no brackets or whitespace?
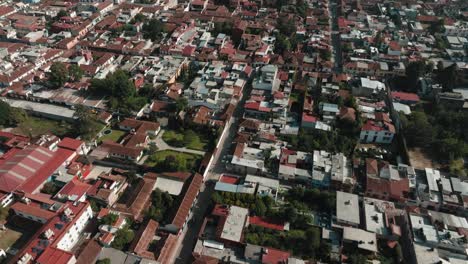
408,148,441,170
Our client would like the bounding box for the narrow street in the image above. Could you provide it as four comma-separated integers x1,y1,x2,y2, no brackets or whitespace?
173,81,252,264
329,0,343,73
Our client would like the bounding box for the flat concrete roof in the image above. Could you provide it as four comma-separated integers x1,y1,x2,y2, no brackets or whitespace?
5,99,75,120
221,206,248,243
343,227,378,253
336,191,360,225
154,177,184,195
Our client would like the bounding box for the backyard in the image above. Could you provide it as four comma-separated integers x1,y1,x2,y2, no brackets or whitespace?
0,228,22,251
99,129,126,143
162,129,208,151
145,150,202,172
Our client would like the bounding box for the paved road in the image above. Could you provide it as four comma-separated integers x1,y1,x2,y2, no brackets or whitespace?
329,0,343,73
152,129,206,156
172,82,252,264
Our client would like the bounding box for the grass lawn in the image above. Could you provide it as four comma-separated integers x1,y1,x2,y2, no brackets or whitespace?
12,116,73,138
162,130,208,151
145,150,202,171
99,129,126,143
162,130,184,142
0,228,22,250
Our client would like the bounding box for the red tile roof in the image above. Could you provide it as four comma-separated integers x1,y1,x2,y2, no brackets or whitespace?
172,173,203,229
76,239,102,264
249,216,285,231
302,112,318,123
11,202,91,263
0,145,55,193
244,102,271,112
391,91,420,103
262,247,290,264
36,247,74,264
21,147,76,194
219,174,240,184
10,201,56,220
57,137,83,151
57,178,91,198
130,219,159,258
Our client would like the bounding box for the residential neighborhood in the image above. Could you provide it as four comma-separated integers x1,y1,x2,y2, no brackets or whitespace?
0,0,467,264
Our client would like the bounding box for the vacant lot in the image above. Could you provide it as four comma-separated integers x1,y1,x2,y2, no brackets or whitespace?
12,116,73,138
408,147,441,170
162,130,208,151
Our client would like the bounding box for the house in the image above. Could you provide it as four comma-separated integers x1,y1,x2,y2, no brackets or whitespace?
365,159,410,203
301,113,318,128
112,172,157,221
278,148,312,181
244,244,291,264
319,103,339,123
211,205,249,245
391,91,420,106
118,118,161,136
0,139,84,207
342,227,378,254
228,143,266,175
87,171,128,207
352,78,386,97
335,191,360,227
436,91,466,110
360,113,395,144
10,201,93,264
339,107,356,122
252,65,280,93
129,219,159,259
55,178,91,202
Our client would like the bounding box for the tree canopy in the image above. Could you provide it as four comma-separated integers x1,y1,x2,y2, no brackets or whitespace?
142,19,165,41
0,100,15,127
48,62,69,89
111,226,134,250
73,105,103,141
146,189,174,223
89,70,147,115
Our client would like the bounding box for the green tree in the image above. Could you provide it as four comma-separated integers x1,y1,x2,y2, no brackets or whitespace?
274,34,291,54
436,63,457,92
319,49,332,60
276,17,296,37
96,258,111,264
112,70,136,99
111,227,134,250
99,213,118,225
254,199,267,217
0,100,13,126
405,61,426,92
132,13,146,23
175,97,188,112
41,182,59,195
403,111,433,147
429,19,445,34
142,19,165,41
48,62,69,88
69,64,84,82
56,10,68,19
306,227,321,251
73,105,102,141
